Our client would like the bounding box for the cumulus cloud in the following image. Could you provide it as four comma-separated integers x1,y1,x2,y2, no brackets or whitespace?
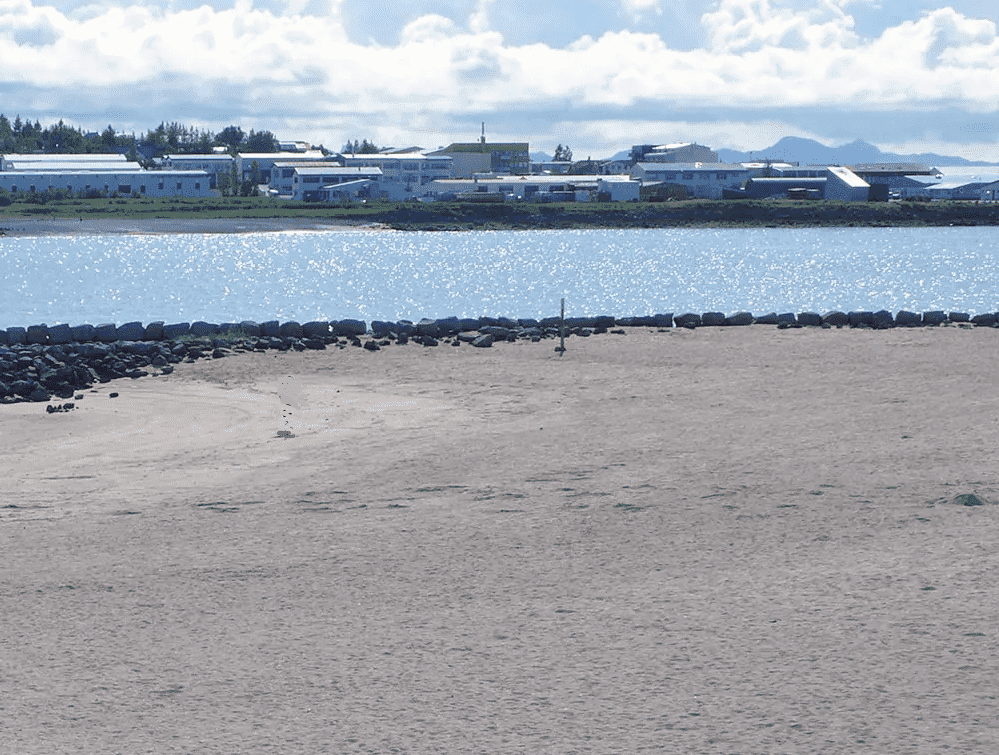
0,0,997,157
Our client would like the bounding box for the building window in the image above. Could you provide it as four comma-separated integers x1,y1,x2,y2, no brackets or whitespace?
177,182,182,190
717,173,726,180
682,172,693,180
118,185,131,194
195,183,200,190
140,185,146,194
158,182,164,190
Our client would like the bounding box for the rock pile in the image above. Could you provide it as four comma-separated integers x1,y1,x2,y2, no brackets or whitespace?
2,310,996,405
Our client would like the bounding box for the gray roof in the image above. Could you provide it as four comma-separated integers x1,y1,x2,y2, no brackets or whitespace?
635,162,748,172
849,163,937,176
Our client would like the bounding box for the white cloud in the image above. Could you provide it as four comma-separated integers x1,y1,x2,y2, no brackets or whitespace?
620,0,661,17
0,0,997,157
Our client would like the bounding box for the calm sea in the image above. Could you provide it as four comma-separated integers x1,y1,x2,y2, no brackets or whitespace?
2,226,997,328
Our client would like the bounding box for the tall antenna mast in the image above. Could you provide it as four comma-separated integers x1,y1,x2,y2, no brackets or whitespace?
481,122,486,145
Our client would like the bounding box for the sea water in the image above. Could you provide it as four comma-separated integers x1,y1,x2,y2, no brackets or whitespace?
1,226,997,327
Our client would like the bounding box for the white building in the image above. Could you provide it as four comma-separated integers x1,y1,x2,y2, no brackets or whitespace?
427,174,640,202
0,170,212,198
631,162,753,199
270,161,342,196
0,153,129,171
0,152,212,197
340,153,453,198
825,166,871,201
632,143,719,163
158,154,235,188
236,151,328,184
291,165,383,201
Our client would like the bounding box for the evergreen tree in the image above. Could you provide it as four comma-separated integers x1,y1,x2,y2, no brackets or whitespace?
553,144,573,162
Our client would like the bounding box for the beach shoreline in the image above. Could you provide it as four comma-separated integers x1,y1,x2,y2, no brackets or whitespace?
0,216,385,236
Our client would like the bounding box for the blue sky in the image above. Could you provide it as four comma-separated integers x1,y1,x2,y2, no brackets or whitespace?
2,0,999,160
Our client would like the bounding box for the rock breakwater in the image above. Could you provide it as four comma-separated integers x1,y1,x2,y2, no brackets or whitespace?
2,310,996,405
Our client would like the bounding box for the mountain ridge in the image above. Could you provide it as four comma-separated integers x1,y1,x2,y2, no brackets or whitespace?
717,137,992,167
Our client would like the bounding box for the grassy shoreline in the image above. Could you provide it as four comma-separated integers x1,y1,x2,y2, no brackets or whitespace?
3,195,999,232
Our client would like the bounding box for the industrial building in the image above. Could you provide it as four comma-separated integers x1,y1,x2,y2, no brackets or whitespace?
157,153,235,188
631,162,754,199
290,165,383,201
340,152,452,198
427,174,640,202
235,151,328,184
0,152,212,198
630,143,719,164
426,141,530,177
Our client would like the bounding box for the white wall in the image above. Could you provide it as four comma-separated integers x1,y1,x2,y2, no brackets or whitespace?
0,170,213,198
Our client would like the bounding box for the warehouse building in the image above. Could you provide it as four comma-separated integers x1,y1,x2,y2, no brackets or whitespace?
0,152,212,197
427,174,640,202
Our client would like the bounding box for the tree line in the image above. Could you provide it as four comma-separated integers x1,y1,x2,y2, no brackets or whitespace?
0,116,284,161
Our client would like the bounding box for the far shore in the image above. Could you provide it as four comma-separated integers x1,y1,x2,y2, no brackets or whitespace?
3,196,999,234
0,216,386,237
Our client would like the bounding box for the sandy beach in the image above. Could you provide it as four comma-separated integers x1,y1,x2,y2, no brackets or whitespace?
2,325,999,753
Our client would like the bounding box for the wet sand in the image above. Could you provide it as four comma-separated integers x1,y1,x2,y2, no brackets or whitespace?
2,326,999,753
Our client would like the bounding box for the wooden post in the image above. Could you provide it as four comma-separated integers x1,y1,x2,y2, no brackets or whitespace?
558,297,566,354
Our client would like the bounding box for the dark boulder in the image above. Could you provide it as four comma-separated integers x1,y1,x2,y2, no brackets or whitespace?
143,321,165,341
848,311,874,328
71,324,96,342
190,321,219,337
436,316,460,335
701,312,727,327
238,321,262,337
333,319,367,337
28,384,51,402
163,322,191,339
871,310,894,329
922,311,947,326
11,379,38,397
971,312,998,326
416,318,441,338
191,320,219,337
116,321,145,341
822,311,849,327
948,312,970,323
95,323,117,342
895,310,922,327
480,326,512,339
726,312,754,326
796,312,823,326
302,321,330,339
674,313,701,328
260,320,281,337
6,327,27,345
27,325,49,344
472,334,495,348
46,323,73,344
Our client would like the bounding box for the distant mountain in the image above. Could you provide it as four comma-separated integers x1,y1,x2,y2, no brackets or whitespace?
717,137,991,167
